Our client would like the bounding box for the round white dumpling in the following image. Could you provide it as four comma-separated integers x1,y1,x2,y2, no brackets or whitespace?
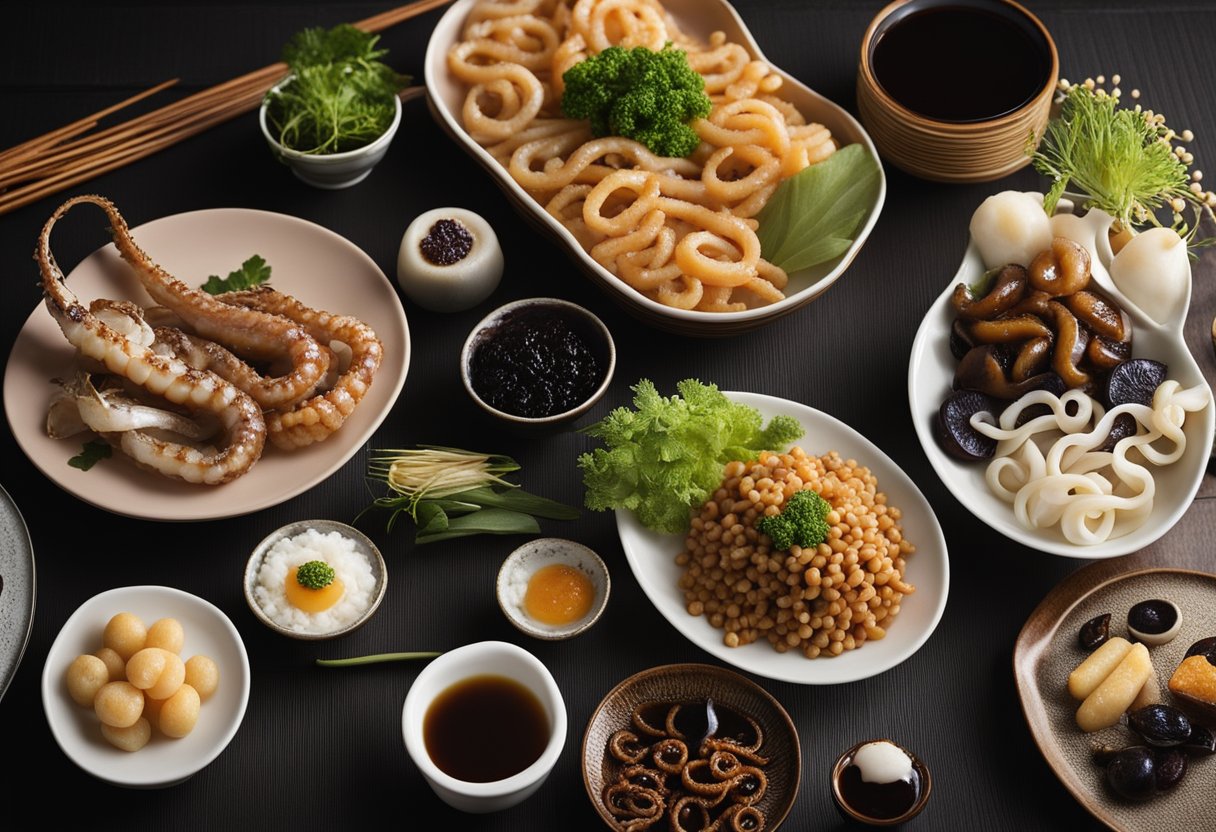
397,207,503,313
1110,227,1190,325
969,191,1053,270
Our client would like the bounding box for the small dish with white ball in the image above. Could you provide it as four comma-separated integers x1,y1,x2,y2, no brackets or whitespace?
397,207,504,312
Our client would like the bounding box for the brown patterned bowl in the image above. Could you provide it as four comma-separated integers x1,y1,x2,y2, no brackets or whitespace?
856,0,1058,182
582,663,800,831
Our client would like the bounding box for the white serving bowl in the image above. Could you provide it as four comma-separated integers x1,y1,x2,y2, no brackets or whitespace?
243,519,388,641
402,640,567,813
424,0,885,335
397,207,504,313
42,585,250,788
907,195,1215,558
496,537,610,640
259,77,401,189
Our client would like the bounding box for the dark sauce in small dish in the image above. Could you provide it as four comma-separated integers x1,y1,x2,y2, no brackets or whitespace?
838,760,922,820
1128,599,1178,635
871,3,1053,123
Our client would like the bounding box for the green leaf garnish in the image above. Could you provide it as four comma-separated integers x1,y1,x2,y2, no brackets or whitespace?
414,507,542,545
68,439,111,471
361,446,579,544
200,254,271,295
577,379,804,534
295,560,336,590
755,143,882,273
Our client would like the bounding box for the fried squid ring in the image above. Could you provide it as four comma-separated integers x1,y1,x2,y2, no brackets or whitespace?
609,729,650,764
652,738,689,775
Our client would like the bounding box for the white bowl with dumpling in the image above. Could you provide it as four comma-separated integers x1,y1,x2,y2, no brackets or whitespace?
907,190,1214,558
42,585,250,787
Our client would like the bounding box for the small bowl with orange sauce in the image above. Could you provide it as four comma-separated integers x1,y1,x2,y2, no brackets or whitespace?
496,538,610,640
243,519,388,641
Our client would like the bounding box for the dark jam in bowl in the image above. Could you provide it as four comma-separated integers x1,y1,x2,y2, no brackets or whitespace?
469,303,606,419
838,760,922,820
871,3,1052,123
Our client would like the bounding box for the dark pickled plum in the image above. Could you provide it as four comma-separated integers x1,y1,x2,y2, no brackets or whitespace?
1106,746,1156,801
1153,748,1188,791
1097,413,1139,452
1184,636,1216,664
936,389,999,461
1078,613,1111,651
1104,359,1167,408
1127,704,1192,747
1182,725,1215,756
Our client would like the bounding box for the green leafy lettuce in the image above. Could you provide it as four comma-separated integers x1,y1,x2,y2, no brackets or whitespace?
755,143,881,273
577,379,804,534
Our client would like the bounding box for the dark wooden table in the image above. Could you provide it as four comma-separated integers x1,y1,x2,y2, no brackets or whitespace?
2,2,1214,829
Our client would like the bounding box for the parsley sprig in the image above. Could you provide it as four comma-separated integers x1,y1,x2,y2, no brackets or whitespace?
199,254,271,295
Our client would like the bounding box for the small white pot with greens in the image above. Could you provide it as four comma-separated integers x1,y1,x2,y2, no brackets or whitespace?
260,24,408,189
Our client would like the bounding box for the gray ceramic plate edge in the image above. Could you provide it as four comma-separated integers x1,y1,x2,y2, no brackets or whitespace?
0,481,36,702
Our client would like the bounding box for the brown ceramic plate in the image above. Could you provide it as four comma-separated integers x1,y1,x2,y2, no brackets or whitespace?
1014,565,1216,831
5,207,410,522
583,663,800,831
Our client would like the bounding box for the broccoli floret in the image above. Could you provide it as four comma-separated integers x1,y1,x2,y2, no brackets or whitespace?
295,560,336,590
756,490,832,551
561,44,712,158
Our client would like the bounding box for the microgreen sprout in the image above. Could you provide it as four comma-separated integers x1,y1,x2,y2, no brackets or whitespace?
1029,75,1216,253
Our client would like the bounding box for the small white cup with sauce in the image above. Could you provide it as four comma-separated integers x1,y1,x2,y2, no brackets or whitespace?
402,640,567,813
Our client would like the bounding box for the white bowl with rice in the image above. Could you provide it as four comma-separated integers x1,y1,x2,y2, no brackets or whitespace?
243,520,387,641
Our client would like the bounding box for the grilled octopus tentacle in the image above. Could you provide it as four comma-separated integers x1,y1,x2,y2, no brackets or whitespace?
219,287,382,450
85,194,330,411
37,195,266,485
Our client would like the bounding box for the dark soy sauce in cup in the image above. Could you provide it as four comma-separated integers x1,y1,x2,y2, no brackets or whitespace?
838,759,922,820
871,4,1051,122
423,674,549,782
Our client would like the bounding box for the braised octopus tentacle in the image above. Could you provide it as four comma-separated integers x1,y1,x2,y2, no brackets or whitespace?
72,194,331,410
37,196,266,484
217,287,383,450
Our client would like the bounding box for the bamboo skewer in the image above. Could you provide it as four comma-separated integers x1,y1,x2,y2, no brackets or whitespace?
0,0,454,216
0,78,180,168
